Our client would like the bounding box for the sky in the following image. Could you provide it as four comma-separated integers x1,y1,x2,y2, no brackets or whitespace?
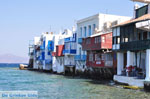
0,0,143,58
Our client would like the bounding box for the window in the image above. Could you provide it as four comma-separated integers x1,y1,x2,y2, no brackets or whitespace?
116,37,120,44
95,37,100,43
113,28,116,36
143,32,147,40
105,53,113,61
84,27,87,37
93,24,96,33
71,42,76,50
98,37,101,43
65,42,70,50
89,53,93,61
86,39,91,44
113,36,120,44
88,25,91,36
80,27,82,37
148,32,150,39
102,37,105,43
136,5,148,18
101,54,105,60
95,38,97,43
138,33,142,40
124,38,128,42
95,53,101,61
79,47,81,55
113,37,116,44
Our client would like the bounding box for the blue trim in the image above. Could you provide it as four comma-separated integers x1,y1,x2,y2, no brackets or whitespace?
48,40,54,51
45,59,52,64
64,37,71,42
48,52,51,55
78,38,82,44
42,52,45,60
75,55,86,61
63,50,76,54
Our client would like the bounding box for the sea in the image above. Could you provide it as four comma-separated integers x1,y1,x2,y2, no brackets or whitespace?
0,63,150,99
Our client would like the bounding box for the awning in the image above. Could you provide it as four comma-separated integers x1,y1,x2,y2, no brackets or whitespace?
136,20,150,31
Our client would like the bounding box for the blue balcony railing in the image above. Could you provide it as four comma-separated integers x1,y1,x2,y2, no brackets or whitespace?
82,55,87,60
40,46,45,50
63,50,69,54
75,55,81,60
63,50,76,54
78,38,82,44
45,59,52,65
75,55,86,61
65,37,71,42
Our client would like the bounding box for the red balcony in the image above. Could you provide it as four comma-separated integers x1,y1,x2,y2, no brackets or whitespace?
52,52,56,56
82,32,112,51
86,52,116,68
56,45,64,57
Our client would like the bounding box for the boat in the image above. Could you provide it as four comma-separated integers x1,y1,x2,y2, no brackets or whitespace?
19,64,28,70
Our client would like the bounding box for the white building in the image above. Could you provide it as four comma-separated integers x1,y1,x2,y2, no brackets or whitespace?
75,13,131,74
52,34,60,73
63,28,77,75
33,37,41,69
52,29,72,74
42,32,54,71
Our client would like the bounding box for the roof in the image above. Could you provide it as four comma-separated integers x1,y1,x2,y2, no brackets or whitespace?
131,0,150,3
77,14,99,24
77,13,130,24
114,14,150,27
91,32,112,37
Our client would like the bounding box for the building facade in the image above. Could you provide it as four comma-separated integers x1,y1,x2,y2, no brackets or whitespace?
113,3,150,86
63,32,77,75
76,13,131,76
52,29,73,74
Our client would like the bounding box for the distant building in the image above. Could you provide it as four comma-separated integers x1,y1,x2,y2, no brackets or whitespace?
52,29,73,74
63,28,77,75
33,37,41,69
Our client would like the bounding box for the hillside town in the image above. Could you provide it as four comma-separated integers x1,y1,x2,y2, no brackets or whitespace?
28,0,150,90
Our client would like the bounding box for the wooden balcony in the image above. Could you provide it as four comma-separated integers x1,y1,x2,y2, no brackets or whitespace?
120,40,150,51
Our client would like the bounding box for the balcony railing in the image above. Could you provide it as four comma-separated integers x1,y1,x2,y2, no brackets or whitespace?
65,37,71,42
120,40,150,50
45,59,52,65
48,46,54,51
63,50,76,54
75,55,87,61
78,38,82,44
40,46,45,50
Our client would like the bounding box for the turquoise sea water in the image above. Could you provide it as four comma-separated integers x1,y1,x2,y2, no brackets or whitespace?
0,65,150,99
